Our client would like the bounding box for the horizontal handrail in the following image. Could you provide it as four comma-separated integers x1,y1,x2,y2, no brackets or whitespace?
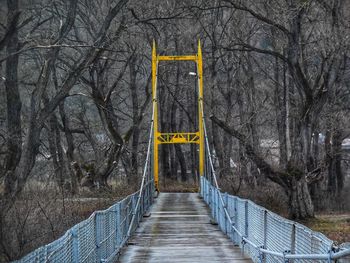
201,174,350,262
200,105,350,262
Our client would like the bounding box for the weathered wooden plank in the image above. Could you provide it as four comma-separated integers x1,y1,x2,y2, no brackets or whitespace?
117,193,252,263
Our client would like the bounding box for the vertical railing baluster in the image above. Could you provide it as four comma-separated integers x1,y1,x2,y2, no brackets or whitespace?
224,192,228,235
245,201,249,238
71,227,79,263
95,213,101,261
234,197,238,244
263,210,267,263
116,203,121,247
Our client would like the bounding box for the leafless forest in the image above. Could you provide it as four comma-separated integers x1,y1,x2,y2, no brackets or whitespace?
1,0,349,261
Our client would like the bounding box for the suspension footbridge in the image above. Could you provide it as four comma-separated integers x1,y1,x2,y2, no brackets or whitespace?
15,41,350,263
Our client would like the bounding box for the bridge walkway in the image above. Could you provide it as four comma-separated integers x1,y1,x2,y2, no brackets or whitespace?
117,193,252,263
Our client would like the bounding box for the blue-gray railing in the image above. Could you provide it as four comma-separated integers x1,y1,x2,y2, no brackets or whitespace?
200,115,350,262
15,105,156,263
15,181,154,263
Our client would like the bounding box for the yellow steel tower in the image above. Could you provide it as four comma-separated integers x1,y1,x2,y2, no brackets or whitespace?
152,40,204,192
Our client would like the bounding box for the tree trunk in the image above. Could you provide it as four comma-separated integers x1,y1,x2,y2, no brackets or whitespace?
129,56,140,181
58,101,78,193
246,54,260,185
274,57,288,169
288,177,314,219
211,115,315,219
3,0,21,196
47,114,65,188
325,128,344,196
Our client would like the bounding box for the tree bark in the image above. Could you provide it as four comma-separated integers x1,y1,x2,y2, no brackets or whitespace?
211,115,314,219
129,55,139,183
3,0,22,196
325,128,344,196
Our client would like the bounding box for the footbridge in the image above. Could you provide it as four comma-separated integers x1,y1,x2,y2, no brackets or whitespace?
15,41,350,263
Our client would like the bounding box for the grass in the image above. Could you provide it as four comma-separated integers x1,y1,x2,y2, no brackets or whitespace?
0,180,135,262
301,214,350,244
160,178,199,193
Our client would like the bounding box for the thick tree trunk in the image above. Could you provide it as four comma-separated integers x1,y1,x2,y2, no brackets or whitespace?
246,55,261,185
274,57,289,169
211,115,315,219
325,129,344,196
47,114,65,188
170,101,178,179
58,101,78,193
288,177,314,219
130,56,139,178
3,0,21,196
174,145,187,182
160,99,171,182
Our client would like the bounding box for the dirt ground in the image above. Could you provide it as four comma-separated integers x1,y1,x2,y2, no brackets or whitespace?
302,213,350,244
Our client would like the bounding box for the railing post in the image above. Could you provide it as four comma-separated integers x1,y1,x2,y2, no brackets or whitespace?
71,226,79,263
132,194,137,232
148,181,151,208
234,197,238,244
224,192,228,234
141,191,145,221
116,203,121,247
200,176,203,197
217,189,220,223
209,186,212,213
95,213,102,261
127,198,131,235
205,179,209,203
283,250,291,263
291,224,296,259
245,200,249,239
213,187,218,220
263,210,268,263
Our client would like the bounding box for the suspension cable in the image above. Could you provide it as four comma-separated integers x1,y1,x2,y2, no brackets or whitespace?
126,63,158,240
199,100,244,238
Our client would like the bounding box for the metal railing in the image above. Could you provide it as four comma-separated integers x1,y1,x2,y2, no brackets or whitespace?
200,119,350,263
15,184,153,263
15,112,155,263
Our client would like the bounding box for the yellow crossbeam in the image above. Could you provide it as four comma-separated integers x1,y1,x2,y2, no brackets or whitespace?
156,132,200,144
158,55,197,61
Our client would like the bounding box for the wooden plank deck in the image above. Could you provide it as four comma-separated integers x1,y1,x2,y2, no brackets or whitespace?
117,193,252,263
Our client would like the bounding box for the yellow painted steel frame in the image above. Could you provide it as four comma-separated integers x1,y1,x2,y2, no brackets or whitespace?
152,40,205,192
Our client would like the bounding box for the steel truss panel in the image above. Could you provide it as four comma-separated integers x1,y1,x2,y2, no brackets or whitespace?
157,55,197,61
156,132,200,144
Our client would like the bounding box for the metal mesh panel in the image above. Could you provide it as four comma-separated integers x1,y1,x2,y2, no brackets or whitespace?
96,205,118,262
15,188,153,263
15,247,45,263
236,198,246,245
226,195,237,243
294,223,333,263
199,177,342,262
246,202,265,262
15,114,155,263
46,232,74,263
77,216,96,263
265,212,293,263
118,195,131,246
217,191,224,232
